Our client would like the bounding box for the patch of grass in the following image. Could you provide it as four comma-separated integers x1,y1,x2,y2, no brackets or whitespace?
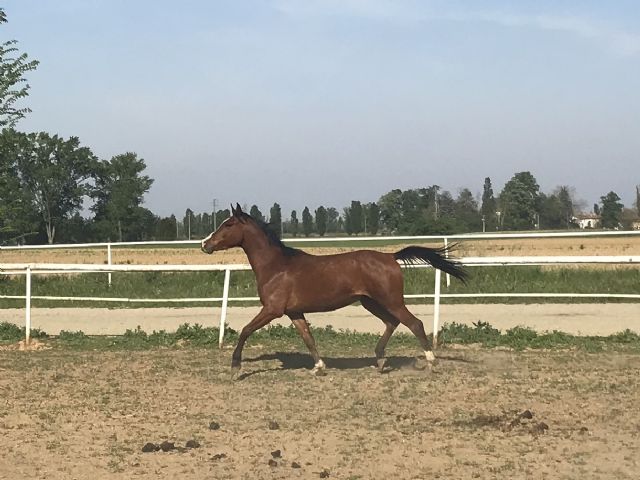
0,321,629,354
0,321,47,342
437,322,640,352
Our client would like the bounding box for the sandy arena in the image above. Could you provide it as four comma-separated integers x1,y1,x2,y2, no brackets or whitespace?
1,342,639,479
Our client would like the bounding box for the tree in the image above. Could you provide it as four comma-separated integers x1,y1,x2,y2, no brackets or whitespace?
91,152,153,242
556,185,575,228
156,215,177,240
455,188,481,232
249,205,264,222
366,202,380,235
348,200,364,235
343,206,353,235
636,185,640,216
600,191,623,229
378,189,403,232
315,206,327,236
499,172,541,230
0,130,37,243
290,210,299,237
538,193,563,229
326,207,339,233
0,8,39,127
183,208,194,239
481,177,496,231
10,130,96,244
215,208,230,228
302,206,313,237
269,202,282,236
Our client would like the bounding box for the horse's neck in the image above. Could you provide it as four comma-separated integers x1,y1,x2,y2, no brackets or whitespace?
241,228,283,278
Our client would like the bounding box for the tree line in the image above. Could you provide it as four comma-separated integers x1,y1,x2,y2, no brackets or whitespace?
1,8,638,245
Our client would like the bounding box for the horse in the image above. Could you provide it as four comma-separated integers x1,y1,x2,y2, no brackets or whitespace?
201,203,467,376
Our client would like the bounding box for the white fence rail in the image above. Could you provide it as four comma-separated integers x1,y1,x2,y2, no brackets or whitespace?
2,255,639,347
2,229,639,290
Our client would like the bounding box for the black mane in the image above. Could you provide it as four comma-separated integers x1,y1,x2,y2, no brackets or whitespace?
239,212,305,257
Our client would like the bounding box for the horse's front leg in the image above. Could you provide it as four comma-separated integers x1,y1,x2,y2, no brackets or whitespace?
231,307,281,372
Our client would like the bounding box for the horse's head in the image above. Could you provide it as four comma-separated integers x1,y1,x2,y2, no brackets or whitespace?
201,203,247,254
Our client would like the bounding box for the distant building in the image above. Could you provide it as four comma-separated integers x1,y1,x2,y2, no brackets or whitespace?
574,213,600,229
632,220,640,231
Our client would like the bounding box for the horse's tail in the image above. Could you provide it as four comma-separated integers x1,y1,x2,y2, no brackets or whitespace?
394,245,468,283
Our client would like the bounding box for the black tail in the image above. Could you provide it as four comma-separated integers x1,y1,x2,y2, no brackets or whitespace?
394,245,468,283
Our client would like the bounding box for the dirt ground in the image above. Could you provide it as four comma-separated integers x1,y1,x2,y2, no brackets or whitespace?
1,303,639,337
1,346,639,479
2,235,639,265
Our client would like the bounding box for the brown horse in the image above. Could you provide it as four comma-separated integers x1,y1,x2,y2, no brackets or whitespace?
201,204,466,375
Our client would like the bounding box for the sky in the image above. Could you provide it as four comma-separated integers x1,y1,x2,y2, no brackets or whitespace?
4,0,640,217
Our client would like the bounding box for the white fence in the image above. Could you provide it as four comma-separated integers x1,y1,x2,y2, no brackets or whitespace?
2,229,639,289
2,254,639,347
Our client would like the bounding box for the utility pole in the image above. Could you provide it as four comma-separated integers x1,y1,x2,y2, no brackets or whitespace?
213,198,218,231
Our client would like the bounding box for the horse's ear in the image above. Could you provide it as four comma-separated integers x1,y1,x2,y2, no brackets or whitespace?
231,203,237,216
235,203,243,214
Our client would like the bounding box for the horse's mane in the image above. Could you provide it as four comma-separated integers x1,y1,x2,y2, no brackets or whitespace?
238,212,306,257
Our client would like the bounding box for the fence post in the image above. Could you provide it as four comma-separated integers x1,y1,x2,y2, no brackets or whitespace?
25,266,32,345
443,237,451,288
218,268,231,348
107,243,112,287
432,268,441,349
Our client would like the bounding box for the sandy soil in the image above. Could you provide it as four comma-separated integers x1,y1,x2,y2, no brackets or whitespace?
1,304,639,337
2,235,639,265
0,346,639,479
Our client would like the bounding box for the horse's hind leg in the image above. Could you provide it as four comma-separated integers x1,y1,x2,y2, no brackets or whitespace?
386,304,436,365
288,313,325,376
361,297,399,373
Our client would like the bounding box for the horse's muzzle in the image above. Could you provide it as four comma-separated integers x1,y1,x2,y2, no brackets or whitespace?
201,243,215,254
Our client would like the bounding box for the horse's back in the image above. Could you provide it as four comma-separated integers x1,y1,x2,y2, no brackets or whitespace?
281,249,403,312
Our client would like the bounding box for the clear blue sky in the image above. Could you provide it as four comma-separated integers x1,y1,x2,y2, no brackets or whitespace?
4,0,639,216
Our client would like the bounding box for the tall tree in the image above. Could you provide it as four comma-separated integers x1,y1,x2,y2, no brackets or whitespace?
556,185,575,228
326,207,339,233
290,210,299,237
269,202,282,236
600,191,623,229
636,185,640,216
0,130,36,243
302,206,313,237
499,171,541,230
183,208,194,240
315,206,327,236
156,215,177,240
0,8,39,127
366,202,380,235
481,177,496,230
349,200,364,235
215,208,230,228
378,189,403,232
91,152,153,242
12,131,96,243
455,188,481,232
249,205,263,222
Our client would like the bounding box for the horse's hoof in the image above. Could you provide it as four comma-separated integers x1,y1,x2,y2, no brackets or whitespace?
311,359,326,376
377,358,386,374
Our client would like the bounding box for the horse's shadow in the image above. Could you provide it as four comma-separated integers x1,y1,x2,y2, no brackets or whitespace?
237,351,473,380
